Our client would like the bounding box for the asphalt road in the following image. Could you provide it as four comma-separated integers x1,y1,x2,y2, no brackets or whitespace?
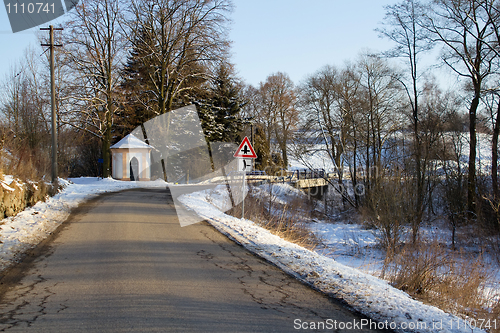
0,188,385,332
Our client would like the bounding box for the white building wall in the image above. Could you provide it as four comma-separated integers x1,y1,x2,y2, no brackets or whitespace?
112,150,151,180
115,153,123,179
145,154,151,179
112,152,123,179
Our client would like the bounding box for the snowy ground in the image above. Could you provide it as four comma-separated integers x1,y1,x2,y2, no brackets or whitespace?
0,177,495,332
310,211,500,296
250,182,500,303
288,132,495,176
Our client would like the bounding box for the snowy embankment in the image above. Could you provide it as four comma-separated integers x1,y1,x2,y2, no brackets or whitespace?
179,186,487,333
0,177,165,272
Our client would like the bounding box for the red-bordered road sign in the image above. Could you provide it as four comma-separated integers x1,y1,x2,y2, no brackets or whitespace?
234,136,257,158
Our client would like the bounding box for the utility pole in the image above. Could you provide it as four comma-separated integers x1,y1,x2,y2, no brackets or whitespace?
41,25,63,185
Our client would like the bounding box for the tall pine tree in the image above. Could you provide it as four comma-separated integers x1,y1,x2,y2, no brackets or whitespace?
195,64,245,143
117,26,157,139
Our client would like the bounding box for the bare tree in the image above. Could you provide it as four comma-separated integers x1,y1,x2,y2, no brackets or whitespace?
1,64,26,139
299,65,359,206
476,1,500,199
357,54,404,190
298,58,403,209
441,112,468,249
491,95,500,199
125,0,232,115
378,0,434,241
255,72,298,168
481,89,500,198
424,0,496,218
62,0,126,177
0,48,50,150
300,65,343,175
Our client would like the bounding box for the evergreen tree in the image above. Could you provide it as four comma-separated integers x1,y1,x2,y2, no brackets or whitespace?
253,124,271,171
117,26,211,141
117,26,157,139
195,64,245,143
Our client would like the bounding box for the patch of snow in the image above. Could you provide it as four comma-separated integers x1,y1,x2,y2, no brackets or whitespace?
26,180,39,191
252,182,307,206
0,182,14,192
289,143,336,172
3,175,14,185
110,133,154,149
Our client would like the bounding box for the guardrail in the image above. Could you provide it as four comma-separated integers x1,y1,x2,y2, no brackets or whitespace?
245,168,326,179
289,168,325,180
244,168,329,186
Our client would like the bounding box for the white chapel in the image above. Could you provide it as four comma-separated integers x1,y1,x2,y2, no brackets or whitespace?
110,134,153,181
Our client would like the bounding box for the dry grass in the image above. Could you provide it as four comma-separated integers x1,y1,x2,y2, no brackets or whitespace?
388,241,450,295
0,145,51,181
227,187,320,250
387,240,500,332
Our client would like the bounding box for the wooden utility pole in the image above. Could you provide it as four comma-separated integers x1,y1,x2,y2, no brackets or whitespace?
41,25,63,184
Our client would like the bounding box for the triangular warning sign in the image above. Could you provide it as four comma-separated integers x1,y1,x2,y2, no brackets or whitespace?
234,136,257,158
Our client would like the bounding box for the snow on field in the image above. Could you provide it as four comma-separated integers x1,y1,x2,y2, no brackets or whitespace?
309,220,384,275
289,144,335,171
0,176,494,332
250,183,384,273
252,182,306,206
289,133,496,176
0,177,165,272
179,185,489,333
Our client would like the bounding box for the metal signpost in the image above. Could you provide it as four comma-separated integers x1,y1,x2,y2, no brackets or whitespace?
234,137,257,219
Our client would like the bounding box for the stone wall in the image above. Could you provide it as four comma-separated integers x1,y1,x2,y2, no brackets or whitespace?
0,179,53,219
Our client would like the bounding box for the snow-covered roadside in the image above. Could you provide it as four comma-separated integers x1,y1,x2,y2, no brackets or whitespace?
179,186,488,333
0,175,492,332
0,177,166,272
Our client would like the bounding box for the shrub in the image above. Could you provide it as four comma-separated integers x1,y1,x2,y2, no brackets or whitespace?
227,186,320,250
387,240,499,330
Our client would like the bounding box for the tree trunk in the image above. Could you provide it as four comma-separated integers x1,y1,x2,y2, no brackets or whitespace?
353,126,359,207
467,93,479,219
412,63,423,244
493,100,500,199
282,144,288,168
102,122,112,178
451,220,456,251
102,92,113,178
103,28,114,179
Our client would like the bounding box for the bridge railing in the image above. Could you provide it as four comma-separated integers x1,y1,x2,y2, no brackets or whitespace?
289,168,325,180
244,168,328,184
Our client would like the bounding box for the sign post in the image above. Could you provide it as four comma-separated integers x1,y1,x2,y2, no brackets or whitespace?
234,137,257,219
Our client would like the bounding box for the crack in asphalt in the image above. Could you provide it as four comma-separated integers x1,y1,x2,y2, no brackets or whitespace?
0,268,65,331
198,229,331,322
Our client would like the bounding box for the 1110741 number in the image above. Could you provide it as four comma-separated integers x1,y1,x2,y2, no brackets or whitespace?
6,2,55,14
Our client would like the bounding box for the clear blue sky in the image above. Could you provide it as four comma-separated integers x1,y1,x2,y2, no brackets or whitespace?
0,5,68,82
230,0,396,86
0,1,401,87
